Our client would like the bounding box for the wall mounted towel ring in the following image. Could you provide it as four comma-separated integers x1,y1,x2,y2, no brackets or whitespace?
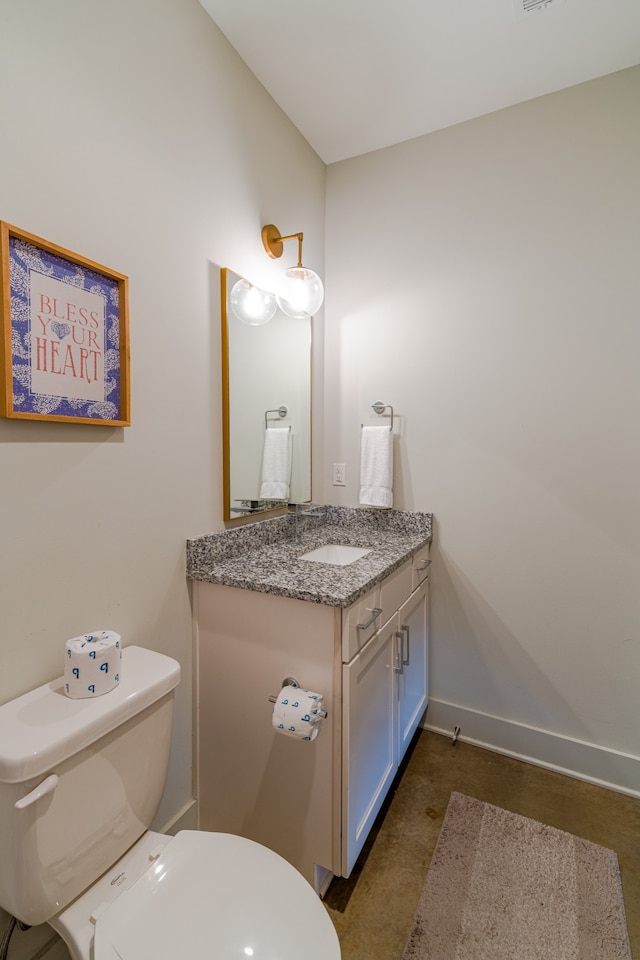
264,405,288,428
370,401,393,430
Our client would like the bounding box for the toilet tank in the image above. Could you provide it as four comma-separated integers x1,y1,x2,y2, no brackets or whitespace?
0,646,180,926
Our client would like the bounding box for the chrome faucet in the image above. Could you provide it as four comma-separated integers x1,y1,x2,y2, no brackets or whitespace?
288,502,325,544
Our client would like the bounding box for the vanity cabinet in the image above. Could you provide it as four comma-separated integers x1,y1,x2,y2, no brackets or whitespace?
194,544,430,891
342,573,429,874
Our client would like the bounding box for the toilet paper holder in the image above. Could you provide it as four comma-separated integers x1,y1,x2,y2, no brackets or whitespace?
268,676,328,718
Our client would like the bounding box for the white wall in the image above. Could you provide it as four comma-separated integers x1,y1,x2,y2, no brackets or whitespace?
0,0,323,954
324,67,640,793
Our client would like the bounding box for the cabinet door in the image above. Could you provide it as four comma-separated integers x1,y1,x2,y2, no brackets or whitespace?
342,616,397,876
396,583,429,760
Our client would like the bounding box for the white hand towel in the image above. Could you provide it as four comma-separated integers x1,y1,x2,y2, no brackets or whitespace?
359,425,393,508
259,427,291,500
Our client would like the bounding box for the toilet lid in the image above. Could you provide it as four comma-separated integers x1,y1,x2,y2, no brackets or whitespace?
93,830,340,960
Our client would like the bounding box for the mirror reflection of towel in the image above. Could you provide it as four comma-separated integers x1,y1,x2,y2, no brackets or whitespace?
359,425,393,508
260,427,291,500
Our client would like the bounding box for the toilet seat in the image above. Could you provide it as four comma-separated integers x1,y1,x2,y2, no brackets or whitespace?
93,830,340,960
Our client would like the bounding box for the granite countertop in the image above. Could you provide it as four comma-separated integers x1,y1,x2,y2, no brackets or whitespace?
186,506,432,607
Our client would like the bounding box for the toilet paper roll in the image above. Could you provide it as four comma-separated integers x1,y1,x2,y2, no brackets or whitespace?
271,685,325,741
64,630,122,699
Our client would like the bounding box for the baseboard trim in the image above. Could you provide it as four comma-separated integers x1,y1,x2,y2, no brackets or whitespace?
315,865,334,898
422,698,640,799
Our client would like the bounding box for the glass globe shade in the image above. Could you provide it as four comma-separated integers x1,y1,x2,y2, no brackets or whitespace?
276,266,324,319
230,278,277,326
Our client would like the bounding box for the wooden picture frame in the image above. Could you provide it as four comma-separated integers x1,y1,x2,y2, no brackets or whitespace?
0,222,130,425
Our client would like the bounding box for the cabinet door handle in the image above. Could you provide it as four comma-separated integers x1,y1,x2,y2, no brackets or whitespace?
400,624,410,665
393,632,404,672
416,559,432,572
356,607,382,631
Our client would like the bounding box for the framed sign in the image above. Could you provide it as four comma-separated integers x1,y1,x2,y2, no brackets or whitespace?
0,222,130,425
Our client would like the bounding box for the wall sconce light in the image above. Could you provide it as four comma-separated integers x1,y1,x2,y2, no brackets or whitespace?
229,277,277,326
262,224,324,319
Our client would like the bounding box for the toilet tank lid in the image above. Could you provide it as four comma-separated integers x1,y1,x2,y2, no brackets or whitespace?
0,646,180,783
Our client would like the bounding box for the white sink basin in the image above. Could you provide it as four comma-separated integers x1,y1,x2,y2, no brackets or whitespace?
299,544,372,566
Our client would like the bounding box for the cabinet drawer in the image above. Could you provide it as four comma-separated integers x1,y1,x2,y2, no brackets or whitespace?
411,545,431,590
379,559,413,620
341,584,381,662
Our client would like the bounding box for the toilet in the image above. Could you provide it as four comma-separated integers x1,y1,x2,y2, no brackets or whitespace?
0,646,341,960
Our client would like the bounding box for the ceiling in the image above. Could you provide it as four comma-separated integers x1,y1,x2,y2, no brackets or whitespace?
199,0,640,164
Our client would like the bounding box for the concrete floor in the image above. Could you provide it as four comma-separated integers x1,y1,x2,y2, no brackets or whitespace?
324,730,640,959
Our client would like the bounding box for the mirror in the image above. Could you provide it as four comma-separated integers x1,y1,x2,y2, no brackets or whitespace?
221,268,312,520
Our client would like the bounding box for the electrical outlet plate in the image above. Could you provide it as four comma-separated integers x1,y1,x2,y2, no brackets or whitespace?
333,463,346,486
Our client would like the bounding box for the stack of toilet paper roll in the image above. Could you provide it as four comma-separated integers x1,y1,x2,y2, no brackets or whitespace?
271,685,325,741
64,630,122,699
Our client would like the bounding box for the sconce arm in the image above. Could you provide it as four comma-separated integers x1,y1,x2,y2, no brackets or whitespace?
262,224,304,267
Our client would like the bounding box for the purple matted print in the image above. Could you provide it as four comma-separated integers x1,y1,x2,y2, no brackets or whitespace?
0,223,130,426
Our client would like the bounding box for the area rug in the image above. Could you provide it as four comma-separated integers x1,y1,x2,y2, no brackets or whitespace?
402,791,631,960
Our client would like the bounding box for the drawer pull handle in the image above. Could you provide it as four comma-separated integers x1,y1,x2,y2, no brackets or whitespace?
416,559,432,572
356,607,383,631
